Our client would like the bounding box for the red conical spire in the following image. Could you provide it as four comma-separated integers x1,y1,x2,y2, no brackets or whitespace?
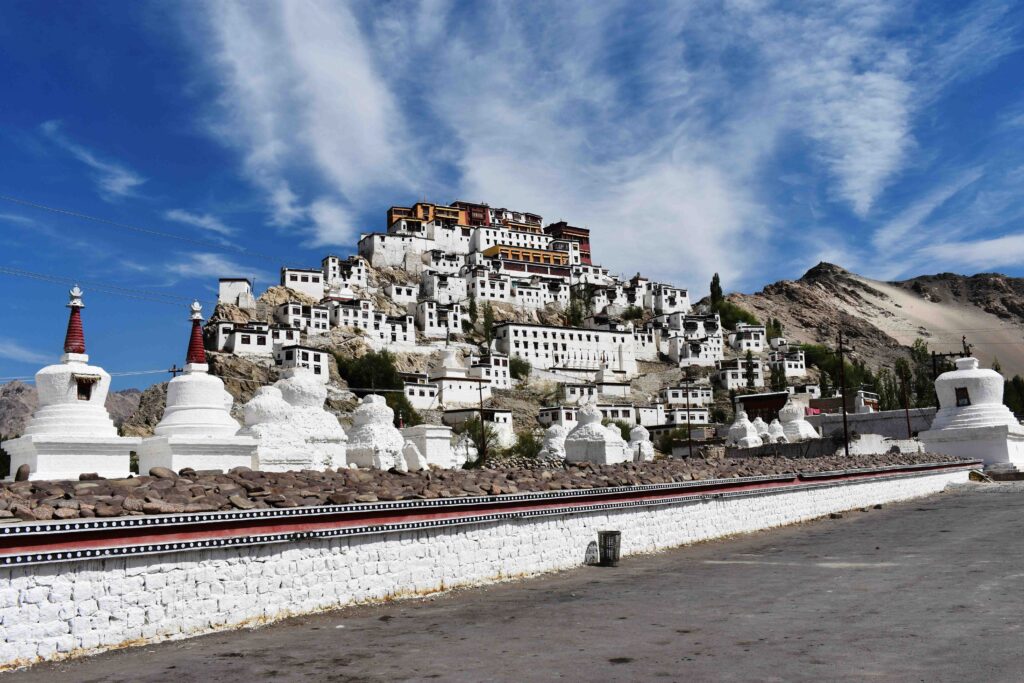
63,286,86,355
186,301,207,365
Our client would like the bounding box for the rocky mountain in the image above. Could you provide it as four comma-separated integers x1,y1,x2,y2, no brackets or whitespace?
729,263,1024,376
0,381,141,439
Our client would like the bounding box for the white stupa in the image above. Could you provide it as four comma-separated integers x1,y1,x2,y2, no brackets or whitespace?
726,410,763,449
346,394,405,469
919,357,1024,467
629,424,655,462
751,416,770,441
564,402,630,464
240,367,348,471
137,302,257,474
2,287,140,480
779,400,818,443
538,423,569,460
767,419,789,444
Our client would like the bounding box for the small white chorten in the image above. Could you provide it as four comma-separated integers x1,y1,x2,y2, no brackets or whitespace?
751,416,770,441
538,423,569,460
629,424,655,462
137,302,257,474
402,423,457,468
919,357,1024,467
2,287,140,480
240,367,347,471
767,419,788,444
346,394,405,469
726,410,763,449
564,402,630,464
779,400,818,443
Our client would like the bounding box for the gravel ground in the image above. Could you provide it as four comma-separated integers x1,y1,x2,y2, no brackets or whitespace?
0,452,965,523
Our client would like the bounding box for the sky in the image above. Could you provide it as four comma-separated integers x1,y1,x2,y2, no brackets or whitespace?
0,0,1022,389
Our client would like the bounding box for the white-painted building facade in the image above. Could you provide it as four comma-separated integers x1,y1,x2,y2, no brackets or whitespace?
716,357,765,390
728,323,767,353
280,268,326,301
659,383,714,407
322,255,368,290
274,345,330,384
768,349,807,378
494,322,638,377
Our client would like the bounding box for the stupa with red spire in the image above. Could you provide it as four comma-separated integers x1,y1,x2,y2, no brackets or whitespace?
2,287,139,480
137,301,257,473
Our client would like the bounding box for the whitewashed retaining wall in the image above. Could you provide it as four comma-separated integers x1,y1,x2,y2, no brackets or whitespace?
1,468,968,668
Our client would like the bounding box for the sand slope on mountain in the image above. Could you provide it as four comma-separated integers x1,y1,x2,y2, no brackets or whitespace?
732,263,1024,376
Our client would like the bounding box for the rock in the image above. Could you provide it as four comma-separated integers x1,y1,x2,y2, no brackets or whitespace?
354,493,378,503
31,505,55,520
228,494,256,510
78,473,102,481
327,492,356,505
14,464,30,482
53,508,78,520
149,467,177,479
95,504,122,517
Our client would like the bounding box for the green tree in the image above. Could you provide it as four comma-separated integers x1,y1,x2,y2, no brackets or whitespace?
482,301,495,346
745,350,756,389
622,306,644,321
457,416,501,466
468,293,478,324
602,419,633,441
334,350,423,427
509,355,531,380
509,431,543,459
769,363,787,392
656,427,690,454
710,273,723,308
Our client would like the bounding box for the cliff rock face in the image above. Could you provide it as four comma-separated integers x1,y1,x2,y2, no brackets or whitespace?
730,263,1024,375
0,381,141,438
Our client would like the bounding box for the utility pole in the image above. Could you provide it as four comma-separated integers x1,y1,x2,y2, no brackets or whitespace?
477,381,487,464
683,367,694,458
900,369,912,439
837,330,850,458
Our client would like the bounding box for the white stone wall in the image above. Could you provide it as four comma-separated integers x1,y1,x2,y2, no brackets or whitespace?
0,469,967,669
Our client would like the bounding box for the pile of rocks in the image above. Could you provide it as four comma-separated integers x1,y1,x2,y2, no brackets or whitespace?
0,451,965,523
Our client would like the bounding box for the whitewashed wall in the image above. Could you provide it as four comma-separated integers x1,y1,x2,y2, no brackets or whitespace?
0,469,967,669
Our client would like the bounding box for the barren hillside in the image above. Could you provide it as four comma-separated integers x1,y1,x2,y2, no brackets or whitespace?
730,263,1024,375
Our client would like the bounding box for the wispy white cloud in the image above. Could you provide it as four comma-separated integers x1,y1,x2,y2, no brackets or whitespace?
919,233,1024,272
39,120,146,200
872,167,984,252
164,209,235,237
0,337,51,365
166,252,273,286
0,213,36,226
184,0,1022,288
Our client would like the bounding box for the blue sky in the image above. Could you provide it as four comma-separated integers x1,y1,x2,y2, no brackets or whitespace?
1,0,1022,388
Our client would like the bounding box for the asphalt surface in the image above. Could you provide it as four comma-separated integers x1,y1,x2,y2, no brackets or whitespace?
7,482,1024,682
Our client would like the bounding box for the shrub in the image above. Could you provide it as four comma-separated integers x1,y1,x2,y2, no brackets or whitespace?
454,416,502,466
715,300,759,330
334,349,422,427
509,431,543,459
509,355,532,380
622,306,644,321
602,419,632,441
656,427,690,454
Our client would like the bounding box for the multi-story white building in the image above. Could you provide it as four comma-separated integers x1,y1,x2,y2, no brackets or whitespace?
467,272,513,303
664,407,711,426
426,349,491,407
646,283,691,316
442,408,514,449
659,383,714,407
467,352,512,390
494,322,638,377
415,300,464,339
716,357,765,390
538,406,579,428
385,283,418,306
420,272,467,306
280,268,326,301
767,349,807,378
217,278,256,309
324,297,415,348
274,302,329,334
421,250,465,275
274,345,329,384
403,374,441,410
321,255,368,290
728,323,767,353
537,403,637,427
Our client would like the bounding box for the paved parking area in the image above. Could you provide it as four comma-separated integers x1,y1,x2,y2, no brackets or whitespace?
7,482,1022,682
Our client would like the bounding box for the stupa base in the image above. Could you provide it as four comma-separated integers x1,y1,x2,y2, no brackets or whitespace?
137,435,258,475
1,435,141,481
920,424,1024,467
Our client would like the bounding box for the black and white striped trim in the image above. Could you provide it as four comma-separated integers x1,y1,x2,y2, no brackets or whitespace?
0,465,972,568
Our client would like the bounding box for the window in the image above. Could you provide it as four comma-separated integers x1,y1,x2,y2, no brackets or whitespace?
76,378,93,401
290,274,298,282
241,335,251,344
955,387,971,407
257,336,266,345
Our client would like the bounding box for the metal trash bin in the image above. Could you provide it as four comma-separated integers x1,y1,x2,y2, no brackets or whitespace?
597,530,621,567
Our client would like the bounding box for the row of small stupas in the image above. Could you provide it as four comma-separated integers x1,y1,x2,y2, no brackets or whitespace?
2,289,665,480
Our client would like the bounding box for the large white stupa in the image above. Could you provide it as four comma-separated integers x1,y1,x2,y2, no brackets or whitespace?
2,287,140,480
564,401,630,464
919,357,1024,467
137,302,257,474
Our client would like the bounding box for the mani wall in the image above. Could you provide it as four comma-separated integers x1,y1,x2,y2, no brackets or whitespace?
0,462,973,669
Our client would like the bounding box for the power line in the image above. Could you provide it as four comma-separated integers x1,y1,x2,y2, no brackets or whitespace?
0,266,214,307
0,193,280,263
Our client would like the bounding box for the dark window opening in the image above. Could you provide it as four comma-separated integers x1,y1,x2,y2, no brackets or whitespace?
76,379,93,401
955,387,971,407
